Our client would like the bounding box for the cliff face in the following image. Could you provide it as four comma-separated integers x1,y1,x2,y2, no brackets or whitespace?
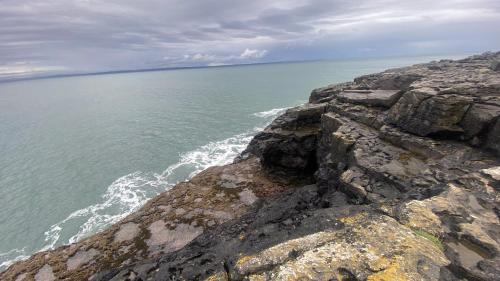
2,52,500,281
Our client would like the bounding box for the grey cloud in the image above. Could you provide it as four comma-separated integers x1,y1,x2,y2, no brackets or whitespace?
0,0,499,80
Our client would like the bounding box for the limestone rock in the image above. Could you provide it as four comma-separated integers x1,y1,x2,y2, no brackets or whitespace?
486,118,500,154
388,90,472,136
34,265,55,281
3,52,500,281
460,103,500,139
309,82,352,103
336,89,402,108
491,59,500,71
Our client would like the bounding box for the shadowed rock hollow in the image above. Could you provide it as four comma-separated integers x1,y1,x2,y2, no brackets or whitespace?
2,52,500,281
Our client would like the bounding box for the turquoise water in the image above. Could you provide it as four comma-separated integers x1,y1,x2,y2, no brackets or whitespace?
0,55,464,269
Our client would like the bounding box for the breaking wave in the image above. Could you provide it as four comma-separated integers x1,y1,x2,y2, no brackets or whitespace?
0,106,288,271
253,107,288,118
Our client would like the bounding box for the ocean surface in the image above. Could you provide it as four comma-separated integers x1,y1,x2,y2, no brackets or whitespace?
0,55,465,270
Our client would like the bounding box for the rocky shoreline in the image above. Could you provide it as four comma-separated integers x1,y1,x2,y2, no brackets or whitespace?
2,52,500,281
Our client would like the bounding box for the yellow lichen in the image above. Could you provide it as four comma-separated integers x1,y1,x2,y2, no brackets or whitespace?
367,256,391,272
339,213,364,224
367,258,408,281
248,273,267,281
235,255,255,269
239,234,246,241
204,271,228,281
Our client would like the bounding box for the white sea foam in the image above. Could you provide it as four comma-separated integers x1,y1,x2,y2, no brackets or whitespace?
0,248,29,270
253,107,288,118
0,106,287,271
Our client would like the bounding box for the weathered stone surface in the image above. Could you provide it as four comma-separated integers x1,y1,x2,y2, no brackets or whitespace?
491,59,500,71
3,52,500,281
146,221,203,255
34,264,55,281
93,185,448,281
486,118,500,154
266,103,328,130
308,82,353,103
388,90,472,136
67,249,99,271
113,223,140,243
353,71,422,90
0,157,299,281
240,103,327,174
460,103,500,139
336,89,402,108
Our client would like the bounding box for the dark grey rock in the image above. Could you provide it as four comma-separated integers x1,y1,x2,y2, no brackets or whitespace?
308,82,352,103
460,103,500,139
486,118,500,155
336,89,402,108
388,91,472,137
491,60,500,72
353,71,422,90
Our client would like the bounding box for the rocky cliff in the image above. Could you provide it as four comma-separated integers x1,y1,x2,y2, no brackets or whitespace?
2,52,500,281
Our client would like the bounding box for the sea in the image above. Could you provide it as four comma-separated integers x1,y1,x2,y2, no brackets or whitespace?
0,55,466,270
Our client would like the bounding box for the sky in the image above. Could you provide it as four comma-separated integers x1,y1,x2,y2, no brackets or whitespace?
1,0,500,80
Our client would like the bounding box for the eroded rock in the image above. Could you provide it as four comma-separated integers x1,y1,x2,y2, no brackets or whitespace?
113,223,140,243
67,249,99,271
336,89,402,108
147,221,203,255
34,264,55,281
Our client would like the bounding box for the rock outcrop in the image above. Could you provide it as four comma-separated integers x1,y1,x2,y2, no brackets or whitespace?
2,52,499,281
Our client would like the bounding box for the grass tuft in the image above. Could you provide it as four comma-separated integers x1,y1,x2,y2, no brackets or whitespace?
413,229,444,251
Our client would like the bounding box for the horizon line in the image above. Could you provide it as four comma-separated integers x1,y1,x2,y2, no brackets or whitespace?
0,52,473,84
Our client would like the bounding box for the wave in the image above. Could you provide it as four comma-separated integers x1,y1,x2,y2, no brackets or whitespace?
0,248,29,270
0,106,288,271
253,107,288,118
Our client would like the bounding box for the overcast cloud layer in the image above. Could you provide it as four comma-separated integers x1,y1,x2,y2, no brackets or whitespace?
1,0,500,80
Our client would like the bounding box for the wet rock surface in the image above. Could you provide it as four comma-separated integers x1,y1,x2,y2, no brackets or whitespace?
2,52,500,281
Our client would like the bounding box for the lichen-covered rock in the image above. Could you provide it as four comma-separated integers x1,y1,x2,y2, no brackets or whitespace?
3,52,500,281
0,157,299,281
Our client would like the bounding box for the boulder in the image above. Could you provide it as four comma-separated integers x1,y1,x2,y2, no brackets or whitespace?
460,103,500,139
308,82,352,103
486,118,500,155
388,90,472,137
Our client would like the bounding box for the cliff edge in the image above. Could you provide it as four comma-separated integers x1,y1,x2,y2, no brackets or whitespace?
2,52,500,281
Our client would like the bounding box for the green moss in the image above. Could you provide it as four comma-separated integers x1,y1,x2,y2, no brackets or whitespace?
413,229,444,251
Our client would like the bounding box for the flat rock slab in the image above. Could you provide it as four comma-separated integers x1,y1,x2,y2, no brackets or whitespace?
337,89,401,108
147,221,203,255
34,264,55,281
113,223,140,243
67,249,99,271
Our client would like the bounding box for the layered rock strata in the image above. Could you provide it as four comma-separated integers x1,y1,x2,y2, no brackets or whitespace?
2,52,500,281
